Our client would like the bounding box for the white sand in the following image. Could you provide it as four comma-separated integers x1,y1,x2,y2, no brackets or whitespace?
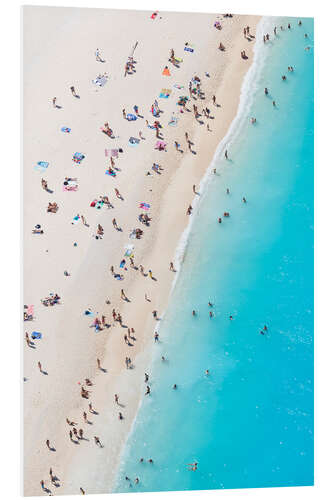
23,6,260,496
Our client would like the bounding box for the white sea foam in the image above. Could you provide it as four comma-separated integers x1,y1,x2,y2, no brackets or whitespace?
172,16,276,284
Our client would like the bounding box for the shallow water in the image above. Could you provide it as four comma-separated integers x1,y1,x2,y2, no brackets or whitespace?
114,16,314,493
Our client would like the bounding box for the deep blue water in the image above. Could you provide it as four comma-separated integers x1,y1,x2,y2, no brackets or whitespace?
114,16,314,493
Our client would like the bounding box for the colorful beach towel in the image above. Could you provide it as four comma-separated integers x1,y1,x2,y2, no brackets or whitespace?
139,202,150,210
72,152,85,164
155,141,167,151
105,149,119,158
63,180,78,191
159,88,171,98
126,113,137,121
168,114,179,127
173,84,184,90
105,169,116,176
184,43,194,52
61,127,71,133
124,244,134,257
162,67,171,76
72,215,81,224
34,161,49,173
128,137,140,147
92,75,108,87
31,331,42,340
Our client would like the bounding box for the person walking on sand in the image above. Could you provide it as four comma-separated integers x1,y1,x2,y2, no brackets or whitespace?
119,412,124,420
83,411,88,423
121,289,127,300
80,487,85,495
114,394,119,405
154,332,159,342
145,385,151,395
94,436,102,447
95,48,104,62
145,373,149,383
40,480,45,490
69,430,73,441
153,310,158,319
79,429,83,439
224,149,228,159
193,185,197,194
38,361,42,372
52,97,57,108
169,262,176,271
46,439,51,450
97,358,101,370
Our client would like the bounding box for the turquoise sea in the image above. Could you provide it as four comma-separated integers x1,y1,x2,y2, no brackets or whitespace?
115,16,314,493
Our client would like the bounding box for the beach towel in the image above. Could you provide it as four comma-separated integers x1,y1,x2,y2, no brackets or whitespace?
162,67,171,76
128,137,140,146
72,215,81,224
105,149,119,158
168,114,178,127
151,11,158,19
61,127,71,133
173,84,184,90
184,43,194,53
31,331,42,340
84,309,93,316
155,141,167,150
72,152,85,164
63,180,78,191
34,161,49,173
127,113,137,121
27,305,34,316
174,57,183,63
124,244,134,257
105,169,116,176
159,89,171,98
139,202,150,210
92,75,108,87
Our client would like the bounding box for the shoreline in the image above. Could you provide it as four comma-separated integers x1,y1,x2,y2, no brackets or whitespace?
112,15,272,490
23,8,261,496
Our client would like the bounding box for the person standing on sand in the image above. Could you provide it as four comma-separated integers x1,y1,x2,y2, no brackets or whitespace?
79,429,83,439
145,385,151,395
114,394,119,404
224,149,228,159
38,361,42,372
46,439,50,450
97,358,101,370
169,262,176,271
80,487,85,495
83,412,87,423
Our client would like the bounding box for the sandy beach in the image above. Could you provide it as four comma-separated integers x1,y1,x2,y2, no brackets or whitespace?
23,7,260,496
